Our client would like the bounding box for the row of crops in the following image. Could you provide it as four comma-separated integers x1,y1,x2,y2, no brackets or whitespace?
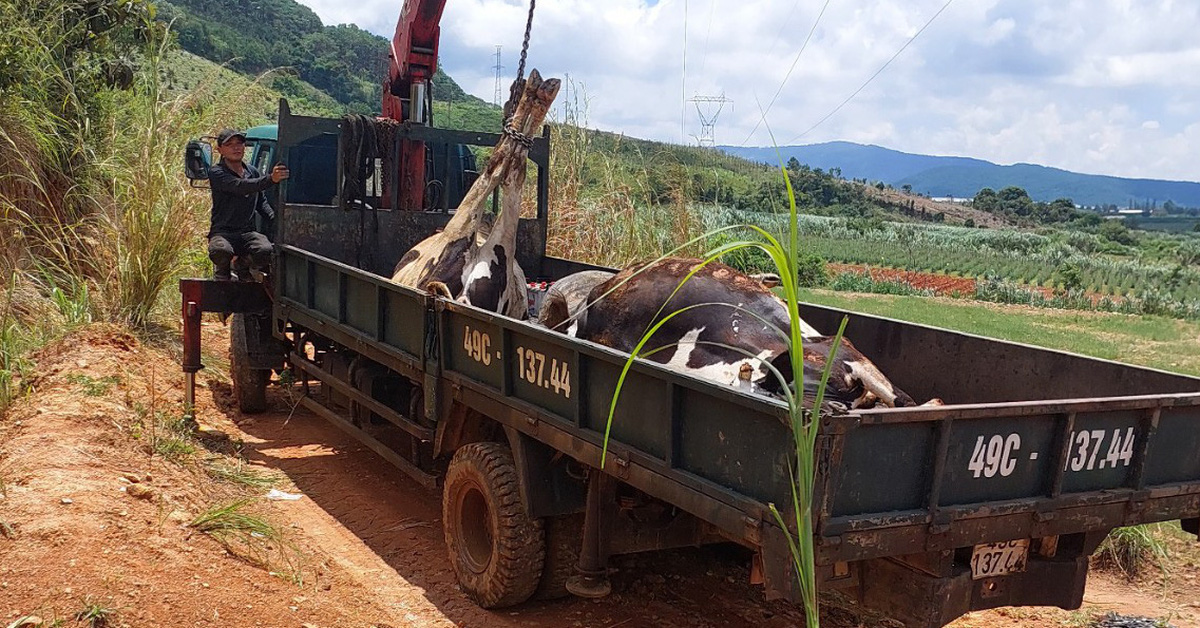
703,211,1200,302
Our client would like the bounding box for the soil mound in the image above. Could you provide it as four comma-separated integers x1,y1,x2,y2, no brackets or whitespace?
0,325,391,627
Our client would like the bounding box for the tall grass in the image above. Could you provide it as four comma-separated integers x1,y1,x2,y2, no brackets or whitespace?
1094,524,1171,580
601,157,836,627
96,23,211,326
547,82,704,266
0,1,291,411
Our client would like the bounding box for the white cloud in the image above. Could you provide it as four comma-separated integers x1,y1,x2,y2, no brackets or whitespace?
296,0,1200,181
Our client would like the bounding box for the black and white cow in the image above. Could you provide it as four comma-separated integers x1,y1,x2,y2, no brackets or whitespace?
552,257,933,409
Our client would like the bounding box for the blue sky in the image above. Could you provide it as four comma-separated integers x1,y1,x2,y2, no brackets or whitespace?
295,0,1200,182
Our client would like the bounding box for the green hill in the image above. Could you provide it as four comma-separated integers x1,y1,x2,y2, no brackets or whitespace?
158,0,485,115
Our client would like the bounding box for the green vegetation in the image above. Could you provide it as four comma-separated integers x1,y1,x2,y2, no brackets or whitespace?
75,597,118,627
205,458,278,489
796,289,1200,376
190,498,306,583
1094,524,1171,580
158,0,485,114
65,374,122,397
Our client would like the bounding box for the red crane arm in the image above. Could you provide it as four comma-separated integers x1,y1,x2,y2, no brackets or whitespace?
383,0,447,121
383,0,448,210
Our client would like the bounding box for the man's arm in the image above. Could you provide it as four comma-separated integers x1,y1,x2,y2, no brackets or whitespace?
257,191,275,221
209,165,274,196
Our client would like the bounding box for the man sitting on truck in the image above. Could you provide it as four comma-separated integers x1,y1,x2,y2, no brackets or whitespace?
207,128,289,281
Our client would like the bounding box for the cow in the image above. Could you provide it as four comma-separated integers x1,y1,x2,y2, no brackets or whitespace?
556,257,934,409
391,70,558,321
536,269,614,334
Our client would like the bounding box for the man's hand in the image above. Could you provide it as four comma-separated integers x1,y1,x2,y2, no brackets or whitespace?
270,163,290,184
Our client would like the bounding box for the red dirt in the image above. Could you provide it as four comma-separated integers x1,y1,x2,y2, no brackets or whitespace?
828,263,977,295
826,264,1128,307
1,324,1197,627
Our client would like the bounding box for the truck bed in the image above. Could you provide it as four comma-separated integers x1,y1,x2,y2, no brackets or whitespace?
275,244,1200,599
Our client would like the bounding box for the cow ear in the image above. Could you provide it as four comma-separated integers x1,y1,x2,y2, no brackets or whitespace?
760,351,794,396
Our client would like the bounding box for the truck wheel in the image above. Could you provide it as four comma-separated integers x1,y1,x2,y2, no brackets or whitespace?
443,442,545,608
230,314,269,414
534,513,582,600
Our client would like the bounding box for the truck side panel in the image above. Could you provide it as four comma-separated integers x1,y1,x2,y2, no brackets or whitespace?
800,305,1198,404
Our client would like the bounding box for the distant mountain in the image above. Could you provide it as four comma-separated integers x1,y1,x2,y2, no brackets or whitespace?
719,141,1200,208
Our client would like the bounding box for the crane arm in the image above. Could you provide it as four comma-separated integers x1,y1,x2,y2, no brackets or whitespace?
382,0,448,209
383,0,447,121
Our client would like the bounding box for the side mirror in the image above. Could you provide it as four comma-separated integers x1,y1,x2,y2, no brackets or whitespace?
184,140,212,184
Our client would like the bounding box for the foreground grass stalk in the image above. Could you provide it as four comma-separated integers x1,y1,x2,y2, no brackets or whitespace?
603,156,833,625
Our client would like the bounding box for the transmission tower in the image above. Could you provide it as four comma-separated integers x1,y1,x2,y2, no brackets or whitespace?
689,93,732,147
492,46,504,107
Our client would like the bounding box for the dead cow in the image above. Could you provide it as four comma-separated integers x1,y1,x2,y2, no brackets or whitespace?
391,70,560,319
565,257,932,409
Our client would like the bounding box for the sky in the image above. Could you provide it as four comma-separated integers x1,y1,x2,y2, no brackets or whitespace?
295,0,1200,182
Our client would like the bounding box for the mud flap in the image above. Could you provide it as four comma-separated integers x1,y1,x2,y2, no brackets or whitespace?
504,427,586,520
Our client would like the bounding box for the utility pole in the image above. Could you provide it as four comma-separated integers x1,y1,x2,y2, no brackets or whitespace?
689,93,732,147
492,46,504,107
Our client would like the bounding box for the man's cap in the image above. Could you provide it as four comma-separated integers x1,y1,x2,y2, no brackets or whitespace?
216,129,247,146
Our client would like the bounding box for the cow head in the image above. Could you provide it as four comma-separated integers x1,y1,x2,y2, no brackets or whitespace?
759,337,921,409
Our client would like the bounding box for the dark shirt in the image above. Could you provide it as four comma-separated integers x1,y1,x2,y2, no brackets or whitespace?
208,159,276,236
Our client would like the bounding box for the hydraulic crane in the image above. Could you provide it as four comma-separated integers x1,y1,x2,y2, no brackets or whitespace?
382,0,448,210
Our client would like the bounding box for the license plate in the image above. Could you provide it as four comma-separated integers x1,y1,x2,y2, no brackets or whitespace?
970,539,1029,580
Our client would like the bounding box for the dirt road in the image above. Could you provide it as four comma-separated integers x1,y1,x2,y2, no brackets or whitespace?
1,325,1196,627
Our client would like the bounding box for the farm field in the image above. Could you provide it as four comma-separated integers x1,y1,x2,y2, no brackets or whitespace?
799,288,1200,377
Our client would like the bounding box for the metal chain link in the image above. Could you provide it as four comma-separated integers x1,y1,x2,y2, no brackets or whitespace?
502,124,534,149
503,0,537,128
516,0,535,82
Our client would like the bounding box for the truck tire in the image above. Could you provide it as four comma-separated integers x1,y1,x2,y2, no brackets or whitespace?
534,513,583,600
443,442,545,608
230,314,269,414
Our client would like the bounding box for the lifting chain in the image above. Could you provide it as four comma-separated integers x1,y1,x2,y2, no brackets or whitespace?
502,0,537,128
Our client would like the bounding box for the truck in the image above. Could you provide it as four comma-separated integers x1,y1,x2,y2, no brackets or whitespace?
178,2,1200,625
180,98,1200,626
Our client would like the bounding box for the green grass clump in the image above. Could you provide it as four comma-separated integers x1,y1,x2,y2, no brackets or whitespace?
129,404,197,463
190,499,306,584
205,459,277,489
64,374,121,397
75,597,117,627
1094,524,1170,580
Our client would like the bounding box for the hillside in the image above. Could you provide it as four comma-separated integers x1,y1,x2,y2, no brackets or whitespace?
721,141,1200,209
157,0,485,114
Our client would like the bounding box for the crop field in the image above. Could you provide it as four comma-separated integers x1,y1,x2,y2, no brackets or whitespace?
799,288,1200,377
694,211,1200,322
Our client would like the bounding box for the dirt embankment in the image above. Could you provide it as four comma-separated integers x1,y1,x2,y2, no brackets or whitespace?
1,324,1197,627
861,185,1011,229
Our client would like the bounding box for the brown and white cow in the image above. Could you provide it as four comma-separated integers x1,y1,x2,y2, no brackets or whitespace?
391,71,558,320
555,257,933,409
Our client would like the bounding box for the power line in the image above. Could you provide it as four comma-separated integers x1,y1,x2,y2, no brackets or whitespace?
740,0,833,146
698,0,717,77
783,0,957,145
681,0,689,144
